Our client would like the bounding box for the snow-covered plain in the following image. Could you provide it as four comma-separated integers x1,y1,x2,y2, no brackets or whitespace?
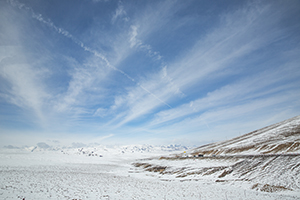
1,146,299,200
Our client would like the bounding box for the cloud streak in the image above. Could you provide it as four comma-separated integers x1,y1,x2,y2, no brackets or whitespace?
111,1,129,24
0,59,49,129
105,1,300,127
8,0,172,111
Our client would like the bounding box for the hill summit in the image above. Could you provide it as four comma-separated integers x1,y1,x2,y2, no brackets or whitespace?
189,115,300,156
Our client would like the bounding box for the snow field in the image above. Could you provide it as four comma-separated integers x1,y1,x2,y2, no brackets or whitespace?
1,150,299,200
1,164,299,200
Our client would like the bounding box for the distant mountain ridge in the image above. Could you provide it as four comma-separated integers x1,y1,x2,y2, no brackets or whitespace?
190,115,300,156
3,144,190,157
71,144,189,157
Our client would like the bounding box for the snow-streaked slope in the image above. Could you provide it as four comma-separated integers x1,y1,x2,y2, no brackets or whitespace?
190,115,300,155
134,155,300,193
131,115,300,195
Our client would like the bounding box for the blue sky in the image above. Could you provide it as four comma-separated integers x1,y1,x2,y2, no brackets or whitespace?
1,0,300,147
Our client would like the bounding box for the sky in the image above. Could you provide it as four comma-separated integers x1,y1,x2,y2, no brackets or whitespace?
0,0,300,147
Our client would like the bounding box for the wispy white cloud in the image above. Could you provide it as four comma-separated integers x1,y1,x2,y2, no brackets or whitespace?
147,90,300,143
0,55,49,126
54,56,109,113
166,5,279,92
128,25,163,61
0,3,50,127
93,108,108,117
105,1,300,129
104,2,271,125
129,25,140,48
105,66,187,127
111,1,129,24
7,0,172,115
148,61,300,128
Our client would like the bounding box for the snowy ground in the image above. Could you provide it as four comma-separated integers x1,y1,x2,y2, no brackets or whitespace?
1,148,299,200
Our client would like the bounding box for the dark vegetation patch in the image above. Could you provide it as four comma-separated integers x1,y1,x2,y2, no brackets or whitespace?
218,169,233,178
252,183,292,192
133,163,167,174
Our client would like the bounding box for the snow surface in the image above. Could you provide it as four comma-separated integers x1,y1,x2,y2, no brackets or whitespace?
1,146,299,199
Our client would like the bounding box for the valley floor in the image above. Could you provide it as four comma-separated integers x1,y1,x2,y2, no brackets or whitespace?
0,150,299,200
